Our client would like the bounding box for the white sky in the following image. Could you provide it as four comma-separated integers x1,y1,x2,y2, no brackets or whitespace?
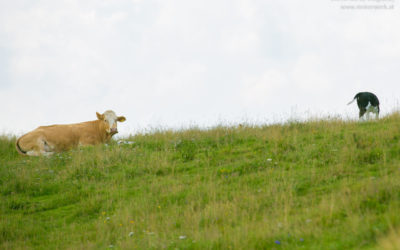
1,0,399,136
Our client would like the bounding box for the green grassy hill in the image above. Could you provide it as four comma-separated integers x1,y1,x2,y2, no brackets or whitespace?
2,114,400,249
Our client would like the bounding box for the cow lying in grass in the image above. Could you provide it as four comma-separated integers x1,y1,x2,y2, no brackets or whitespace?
348,92,380,121
16,110,126,156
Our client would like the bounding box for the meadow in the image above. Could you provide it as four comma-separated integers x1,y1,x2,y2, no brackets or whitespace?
2,113,400,249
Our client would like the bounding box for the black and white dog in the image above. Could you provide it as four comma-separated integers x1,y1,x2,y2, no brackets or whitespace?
348,92,380,120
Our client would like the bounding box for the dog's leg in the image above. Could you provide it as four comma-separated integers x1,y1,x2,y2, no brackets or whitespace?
374,107,379,120
359,109,366,121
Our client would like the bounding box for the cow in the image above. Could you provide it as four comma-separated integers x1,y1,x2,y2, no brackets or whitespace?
15,110,126,156
347,92,380,121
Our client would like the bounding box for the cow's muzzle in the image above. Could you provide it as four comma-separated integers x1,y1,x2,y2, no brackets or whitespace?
110,128,118,134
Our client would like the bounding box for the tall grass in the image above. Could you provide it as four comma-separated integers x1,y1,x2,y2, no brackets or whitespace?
1,113,400,249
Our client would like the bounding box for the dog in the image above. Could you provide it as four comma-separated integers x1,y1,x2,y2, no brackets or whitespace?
348,92,380,121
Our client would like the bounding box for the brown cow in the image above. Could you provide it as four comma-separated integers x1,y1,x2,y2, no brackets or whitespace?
16,110,126,156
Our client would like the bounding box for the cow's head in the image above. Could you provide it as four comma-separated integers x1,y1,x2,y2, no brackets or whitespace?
96,110,126,135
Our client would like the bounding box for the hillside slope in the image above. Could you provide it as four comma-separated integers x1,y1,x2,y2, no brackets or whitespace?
2,114,400,249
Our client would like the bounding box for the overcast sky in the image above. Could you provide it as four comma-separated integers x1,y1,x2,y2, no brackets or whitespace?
1,0,399,136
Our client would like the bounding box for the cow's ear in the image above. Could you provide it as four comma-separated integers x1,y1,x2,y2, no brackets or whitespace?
96,112,105,120
117,116,126,122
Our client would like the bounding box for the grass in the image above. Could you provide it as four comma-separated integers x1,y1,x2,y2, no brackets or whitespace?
2,113,400,249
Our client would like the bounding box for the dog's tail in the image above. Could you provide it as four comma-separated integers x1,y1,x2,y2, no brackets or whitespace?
347,93,360,105
347,98,356,105
15,137,27,156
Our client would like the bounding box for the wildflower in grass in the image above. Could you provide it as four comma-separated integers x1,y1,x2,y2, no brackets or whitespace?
179,235,187,240
106,217,110,221
300,238,304,242
275,240,281,245
130,220,134,224
102,211,106,216
129,232,134,237
119,224,122,227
